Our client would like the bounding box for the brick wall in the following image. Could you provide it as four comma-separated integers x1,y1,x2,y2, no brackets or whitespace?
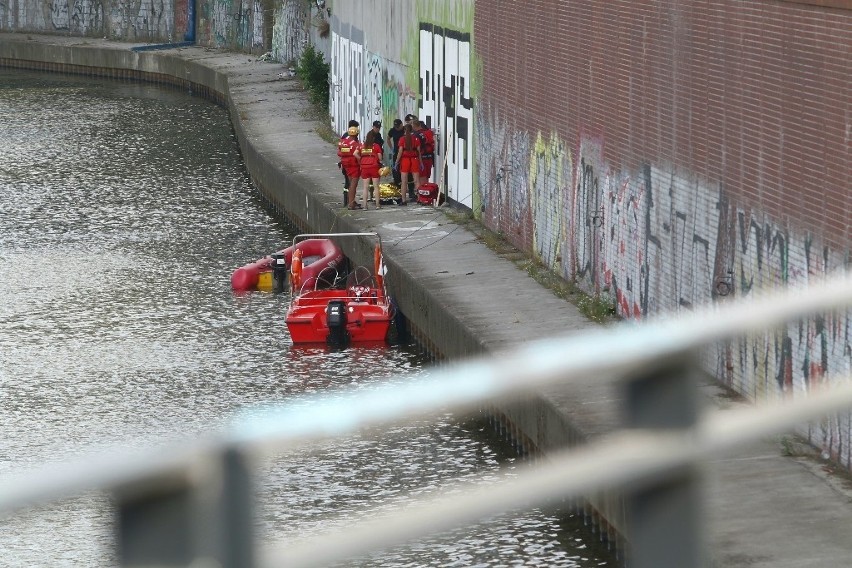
476,0,849,254
474,0,851,464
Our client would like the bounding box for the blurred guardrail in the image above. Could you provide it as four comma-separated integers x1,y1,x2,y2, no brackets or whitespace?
2,274,852,568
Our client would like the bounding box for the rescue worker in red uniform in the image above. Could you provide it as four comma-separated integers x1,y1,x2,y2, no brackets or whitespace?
338,126,362,209
359,129,384,210
386,118,405,187
402,114,416,198
339,120,359,193
394,124,422,205
413,119,436,183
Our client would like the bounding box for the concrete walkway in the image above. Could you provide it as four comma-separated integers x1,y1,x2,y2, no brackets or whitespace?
2,33,851,567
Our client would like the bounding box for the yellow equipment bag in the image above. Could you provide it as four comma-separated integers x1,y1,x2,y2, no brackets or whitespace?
378,183,401,200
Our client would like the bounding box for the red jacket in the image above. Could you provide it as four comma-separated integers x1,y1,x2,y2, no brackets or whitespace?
416,128,435,159
397,135,421,158
359,143,382,168
337,137,360,164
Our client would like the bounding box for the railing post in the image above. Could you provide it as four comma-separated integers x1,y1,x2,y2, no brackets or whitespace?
623,352,705,568
115,446,255,568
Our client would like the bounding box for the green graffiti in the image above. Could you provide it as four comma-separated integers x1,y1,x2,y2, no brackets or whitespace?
381,81,400,120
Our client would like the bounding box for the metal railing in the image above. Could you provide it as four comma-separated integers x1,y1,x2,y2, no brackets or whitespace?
2,274,852,567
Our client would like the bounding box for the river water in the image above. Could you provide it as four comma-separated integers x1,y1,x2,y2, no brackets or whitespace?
0,69,613,567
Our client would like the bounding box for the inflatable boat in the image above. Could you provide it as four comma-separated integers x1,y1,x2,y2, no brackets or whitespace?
231,238,345,292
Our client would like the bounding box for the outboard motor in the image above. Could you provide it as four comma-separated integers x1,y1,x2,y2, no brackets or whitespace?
325,300,349,346
270,252,288,293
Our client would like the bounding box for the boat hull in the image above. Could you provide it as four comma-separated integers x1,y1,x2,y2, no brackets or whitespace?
286,289,392,344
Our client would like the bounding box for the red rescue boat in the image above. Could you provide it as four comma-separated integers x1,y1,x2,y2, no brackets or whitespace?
285,233,394,345
231,238,345,292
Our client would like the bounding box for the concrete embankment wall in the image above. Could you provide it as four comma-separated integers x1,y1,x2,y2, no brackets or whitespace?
0,35,627,549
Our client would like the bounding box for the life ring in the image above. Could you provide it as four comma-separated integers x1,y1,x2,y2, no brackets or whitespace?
290,249,303,292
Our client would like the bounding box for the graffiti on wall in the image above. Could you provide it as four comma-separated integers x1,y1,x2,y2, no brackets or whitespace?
250,0,263,47
210,0,234,46
101,0,171,41
604,170,648,320
530,131,570,270
108,0,173,41
201,0,263,49
572,141,604,291
643,167,722,313
331,30,364,135
364,51,383,121
5,0,188,42
2,0,269,48
50,0,105,32
271,0,308,64
418,23,473,208
476,105,852,466
476,110,531,245
330,27,417,141
379,77,417,127
50,0,71,29
2,0,109,34
174,0,187,38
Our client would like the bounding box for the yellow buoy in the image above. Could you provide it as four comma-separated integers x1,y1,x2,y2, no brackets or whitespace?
257,270,274,291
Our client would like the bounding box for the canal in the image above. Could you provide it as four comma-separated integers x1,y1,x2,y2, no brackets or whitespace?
0,69,614,567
